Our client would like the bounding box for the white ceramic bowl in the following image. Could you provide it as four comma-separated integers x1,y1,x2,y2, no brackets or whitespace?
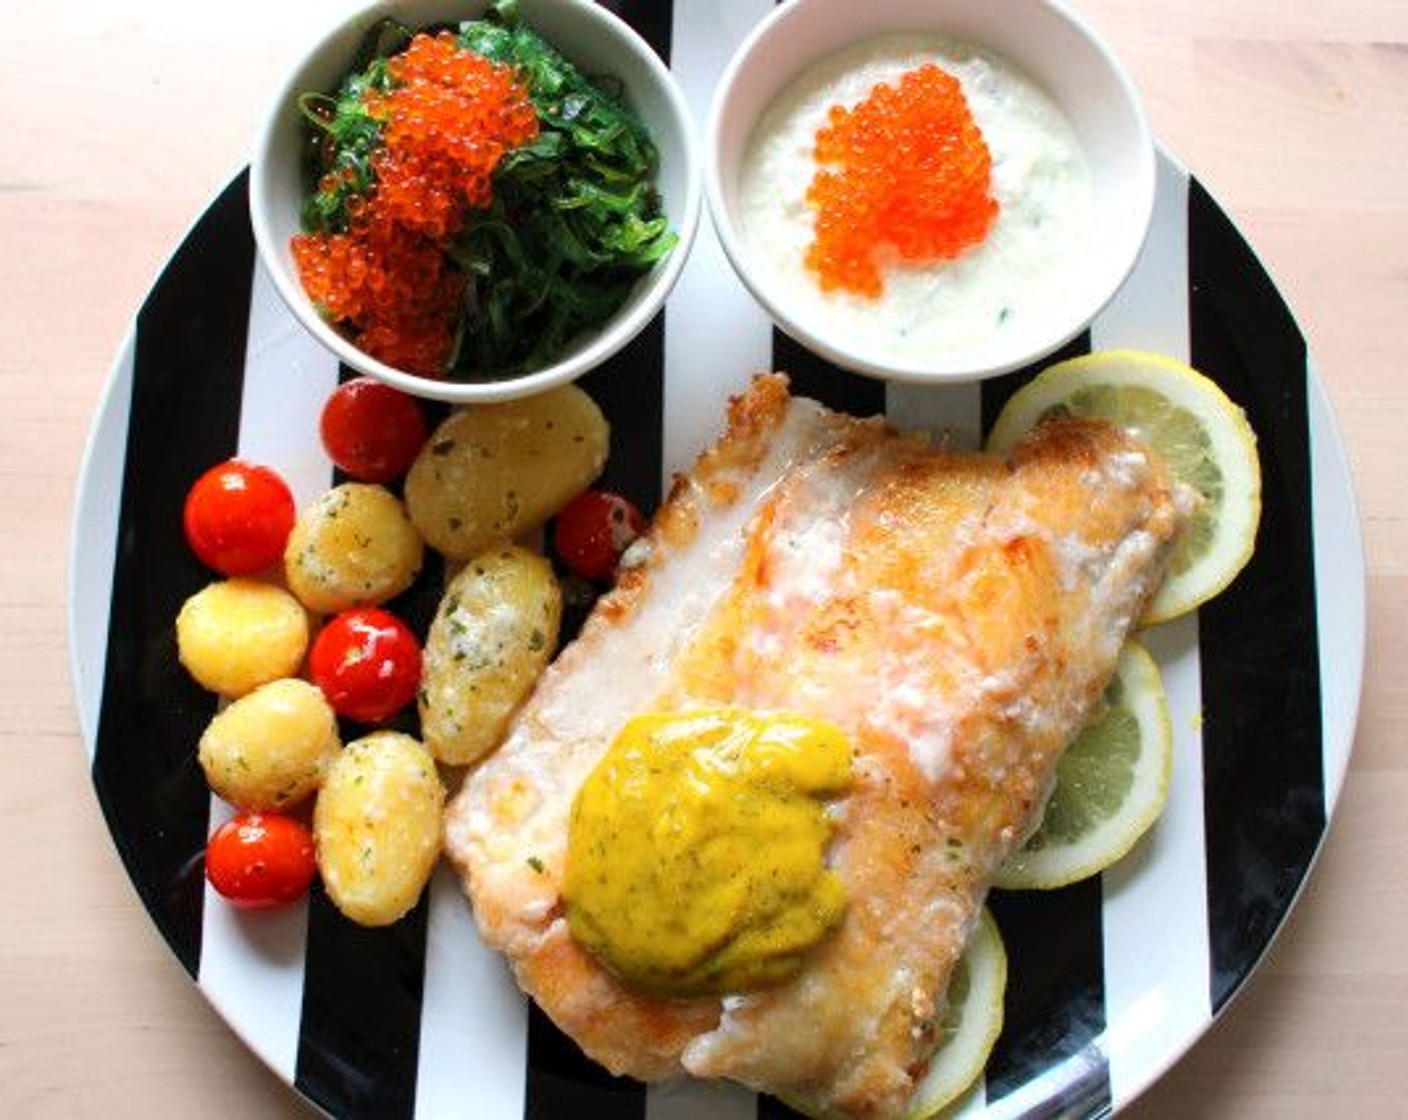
706,0,1155,384
250,0,699,404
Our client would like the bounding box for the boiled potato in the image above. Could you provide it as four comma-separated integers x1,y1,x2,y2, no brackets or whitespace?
314,731,445,927
176,579,309,698
284,482,423,615
419,546,562,765
404,384,608,559
198,678,340,811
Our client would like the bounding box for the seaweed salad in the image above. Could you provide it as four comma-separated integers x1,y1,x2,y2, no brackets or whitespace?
293,0,677,380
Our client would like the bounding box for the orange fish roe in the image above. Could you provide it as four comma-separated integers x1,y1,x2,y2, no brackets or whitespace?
292,32,539,375
367,32,539,239
292,221,463,375
806,63,997,298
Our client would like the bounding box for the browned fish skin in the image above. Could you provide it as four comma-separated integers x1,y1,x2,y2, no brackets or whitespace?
443,374,1190,1118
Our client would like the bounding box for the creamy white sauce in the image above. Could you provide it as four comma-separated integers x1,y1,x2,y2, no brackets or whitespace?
737,35,1094,366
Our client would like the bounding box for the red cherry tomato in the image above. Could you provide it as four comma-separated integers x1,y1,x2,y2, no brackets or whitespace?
309,606,422,723
553,489,646,582
320,377,428,483
205,811,316,909
182,459,296,575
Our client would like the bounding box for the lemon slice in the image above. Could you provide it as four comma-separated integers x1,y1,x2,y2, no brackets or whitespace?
907,907,1007,1119
985,349,1261,624
993,639,1172,892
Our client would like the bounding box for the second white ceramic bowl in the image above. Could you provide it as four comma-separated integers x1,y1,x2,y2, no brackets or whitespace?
706,0,1155,384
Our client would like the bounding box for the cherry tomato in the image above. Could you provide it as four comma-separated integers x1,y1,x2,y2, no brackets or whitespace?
553,489,646,582
309,606,422,724
320,377,429,483
183,459,296,575
205,811,316,909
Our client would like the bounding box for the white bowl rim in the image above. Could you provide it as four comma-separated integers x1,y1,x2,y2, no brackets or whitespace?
703,0,1156,384
249,0,702,404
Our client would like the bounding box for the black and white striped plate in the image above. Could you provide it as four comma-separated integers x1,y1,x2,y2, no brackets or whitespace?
69,3,1363,1117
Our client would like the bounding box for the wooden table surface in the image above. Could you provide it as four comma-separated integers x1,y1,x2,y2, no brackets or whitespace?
3,0,1404,1116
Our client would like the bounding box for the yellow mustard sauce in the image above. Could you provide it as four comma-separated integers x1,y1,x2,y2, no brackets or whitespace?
563,709,853,997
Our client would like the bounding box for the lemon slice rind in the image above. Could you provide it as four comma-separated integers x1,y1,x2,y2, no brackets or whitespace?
906,907,1007,1119
992,639,1172,892
984,349,1261,625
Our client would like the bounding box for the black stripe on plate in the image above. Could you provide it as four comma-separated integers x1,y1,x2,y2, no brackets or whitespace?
757,1093,805,1119
525,1004,647,1120
594,0,672,62
983,883,1111,1116
980,331,1111,1115
1187,177,1325,1012
771,327,888,417
580,317,666,510
294,366,449,1120
525,232,667,1120
294,886,431,1120
91,171,256,978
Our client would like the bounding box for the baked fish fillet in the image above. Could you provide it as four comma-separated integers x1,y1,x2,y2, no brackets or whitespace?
444,374,1191,1119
